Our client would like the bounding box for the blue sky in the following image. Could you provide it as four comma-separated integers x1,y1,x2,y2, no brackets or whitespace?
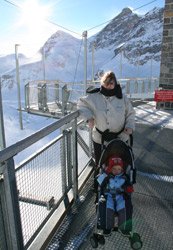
0,0,164,56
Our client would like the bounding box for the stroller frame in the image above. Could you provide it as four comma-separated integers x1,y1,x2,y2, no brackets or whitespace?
90,139,142,249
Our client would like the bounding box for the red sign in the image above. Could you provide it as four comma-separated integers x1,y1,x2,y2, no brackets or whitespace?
154,90,173,102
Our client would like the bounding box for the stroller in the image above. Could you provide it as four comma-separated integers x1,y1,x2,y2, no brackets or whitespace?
90,139,142,249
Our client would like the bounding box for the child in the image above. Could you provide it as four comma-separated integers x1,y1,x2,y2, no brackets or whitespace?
97,155,134,236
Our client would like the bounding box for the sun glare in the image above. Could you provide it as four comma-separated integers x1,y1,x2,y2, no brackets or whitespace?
15,0,54,56
20,0,51,30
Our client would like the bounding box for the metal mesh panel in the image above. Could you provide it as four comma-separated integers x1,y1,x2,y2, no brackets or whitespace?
0,112,90,248
122,78,159,99
15,139,62,246
0,198,7,250
77,144,90,175
77,125,91,175
28,85,39,109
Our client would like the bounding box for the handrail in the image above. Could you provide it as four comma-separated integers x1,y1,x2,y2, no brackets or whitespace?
0,110,79,163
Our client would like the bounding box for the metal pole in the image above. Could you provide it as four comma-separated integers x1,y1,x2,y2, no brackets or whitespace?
0,158,24,249
83,31,87,95
42,47,46,81
71,118,78,200
92,42,96,82
15,44,23,130
120,49,123,79
137,50,140,77
0,78,6,150
150,57,153,80
61,130,67,196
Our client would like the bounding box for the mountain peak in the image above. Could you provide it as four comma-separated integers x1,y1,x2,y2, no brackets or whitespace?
116,7,133,19
112,7,135,22
121,7,132,15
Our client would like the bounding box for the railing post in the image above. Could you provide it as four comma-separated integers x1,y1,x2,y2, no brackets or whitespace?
61,131,67,196
66,130,72,189
126,81,130,94
38,82,42,110
154,79,159,90
25,83,29,110
134,80,138,94
38,82,48,112
0,158,24,250
89,128,93,158
62,85,70,116
42,83,48,111
142,80,145,93
0,165,8,250
54,82,59,103
148,79,151,93
71,118,78,200
141,80,145,99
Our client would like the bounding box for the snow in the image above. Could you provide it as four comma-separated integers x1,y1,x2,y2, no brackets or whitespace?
134,101,173,129
138,170,173,183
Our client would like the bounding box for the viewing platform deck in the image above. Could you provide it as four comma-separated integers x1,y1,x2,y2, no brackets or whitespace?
46,103,173,250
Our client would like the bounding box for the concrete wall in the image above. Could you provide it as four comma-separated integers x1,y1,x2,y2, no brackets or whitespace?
159,0,173,89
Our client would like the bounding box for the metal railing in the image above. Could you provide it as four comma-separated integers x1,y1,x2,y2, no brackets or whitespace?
0,111,93,249
121,78,159,99
24,78,159,118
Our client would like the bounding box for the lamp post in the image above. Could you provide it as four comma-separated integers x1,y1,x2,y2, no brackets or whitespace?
42,47,46,81
150,56,153,80
92,41,96,82
15,44,23,130
83,31,87,95
120,48,123,79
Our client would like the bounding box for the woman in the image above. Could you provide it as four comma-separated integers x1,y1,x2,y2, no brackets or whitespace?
77,71,135,171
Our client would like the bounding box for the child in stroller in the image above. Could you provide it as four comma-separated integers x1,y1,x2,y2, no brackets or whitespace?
97,155,134,236
90,139,142,249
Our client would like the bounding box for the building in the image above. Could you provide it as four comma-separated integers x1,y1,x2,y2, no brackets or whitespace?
160,0,173,89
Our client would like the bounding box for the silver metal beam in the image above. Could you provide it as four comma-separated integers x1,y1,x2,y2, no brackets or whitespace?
83,31,88,95
15,44,23,130
0,110,79,163
1,158,24,249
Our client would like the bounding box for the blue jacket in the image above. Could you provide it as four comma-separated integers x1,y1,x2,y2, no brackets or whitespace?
97,173,126,211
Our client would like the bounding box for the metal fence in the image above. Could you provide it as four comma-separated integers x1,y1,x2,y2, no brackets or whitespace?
121,78,159,99
0,111,93,250
25,80,72,117
25,78,159,118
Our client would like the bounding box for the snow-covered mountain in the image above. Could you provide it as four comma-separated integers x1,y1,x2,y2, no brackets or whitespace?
0,53,28,75
89,7,163,65
88,7,163,78
1,7,163,89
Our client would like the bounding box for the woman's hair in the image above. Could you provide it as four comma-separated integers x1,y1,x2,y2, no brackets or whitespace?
100,71,117,85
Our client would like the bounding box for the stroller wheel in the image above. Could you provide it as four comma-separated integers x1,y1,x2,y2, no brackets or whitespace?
129,233,143,250
90,234,99,248
97,234,105,245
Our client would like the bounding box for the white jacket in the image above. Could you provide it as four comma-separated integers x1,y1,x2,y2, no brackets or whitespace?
77,91,135,144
